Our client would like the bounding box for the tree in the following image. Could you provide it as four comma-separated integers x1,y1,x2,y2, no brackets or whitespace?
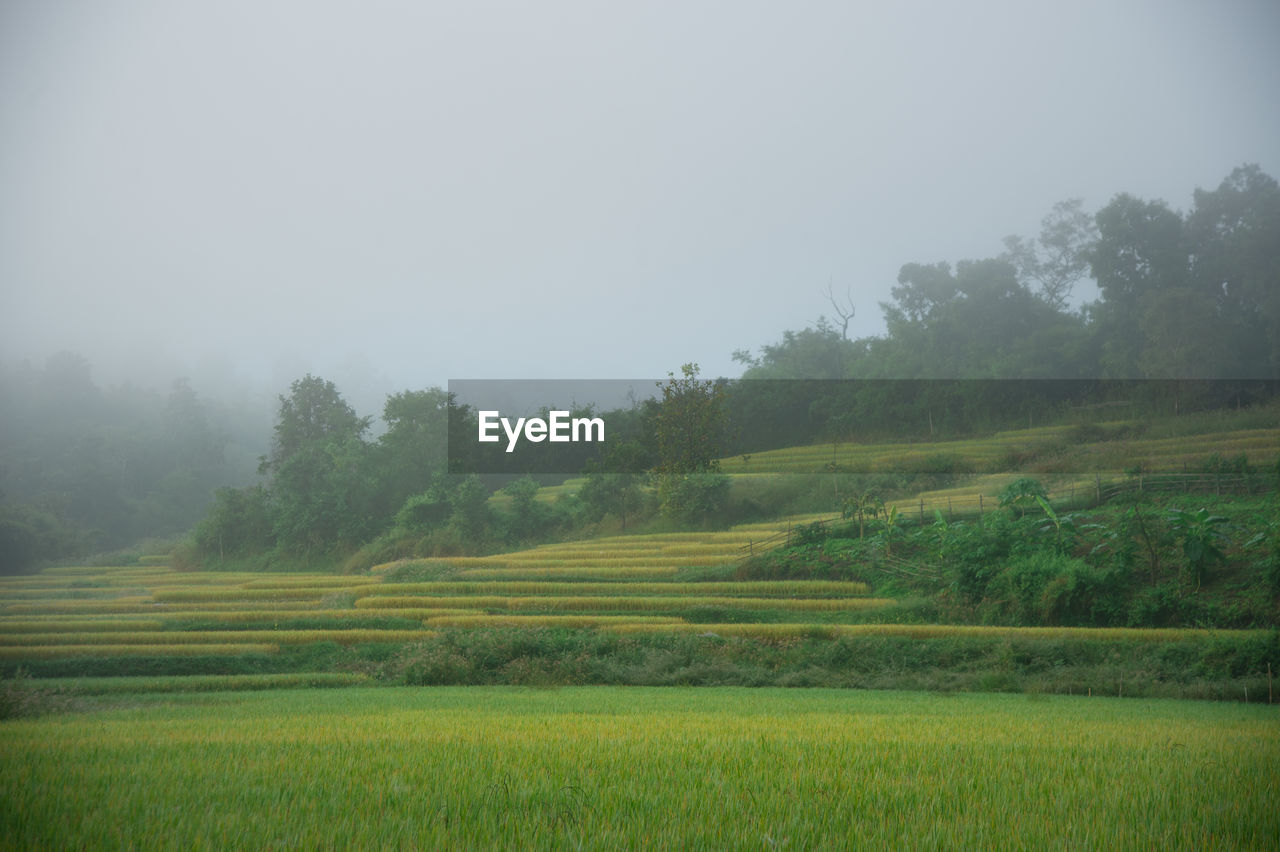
650,364,727,476
500,475,541,541
1184,164,1280,378
822,282,856,340
191,485,275,562
1167,507,1229,591
999,477,1048,518
841,492,880,540
261,375,374,557
579,441,650,530
882,262,957,329
877,257,1070,378
393,481,453,535
1137,286,1229,379
1003,198,1098,311
373,388,449,517
649,364,730,524
734,320,863,379
665,472,731,526
1089,194,1188,377
449,474,491,542
261,375,370,478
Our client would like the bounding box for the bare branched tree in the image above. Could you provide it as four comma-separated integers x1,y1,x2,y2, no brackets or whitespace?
822,282,856,339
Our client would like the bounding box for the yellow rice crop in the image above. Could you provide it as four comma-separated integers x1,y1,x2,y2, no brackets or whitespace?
0,643,280,659
147,608,482,624
605,622,843,639
604,622,1270,642
123,601,330,613
355,594,892,613
648,545,752,556
423,614,684,628
714,425,1280,475
32,565,135,576
238,577,380,589
362,580,870,597
455,566,677,580
150,588,329,603
0,619,165,633
502,543,705,555
1,600,336,616
522,542,742,555
1,599,156,615
463,556,731,568
0,588,151,601
0,629,436,647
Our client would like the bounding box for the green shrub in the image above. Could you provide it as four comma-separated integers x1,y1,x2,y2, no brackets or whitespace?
998,477,1048,516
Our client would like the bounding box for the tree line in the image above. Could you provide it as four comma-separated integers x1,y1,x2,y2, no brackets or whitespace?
735,164,1280,382
2,165,1276,571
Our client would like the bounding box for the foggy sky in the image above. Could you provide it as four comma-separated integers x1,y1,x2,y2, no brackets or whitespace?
2,0,1278,414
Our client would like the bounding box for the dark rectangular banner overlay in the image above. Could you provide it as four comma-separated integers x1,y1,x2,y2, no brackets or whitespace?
446,379,1280,475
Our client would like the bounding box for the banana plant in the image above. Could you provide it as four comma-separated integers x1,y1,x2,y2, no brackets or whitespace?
841,492,880,540
879,504,900,557
1034,496,1077,554
1166,507,1230,591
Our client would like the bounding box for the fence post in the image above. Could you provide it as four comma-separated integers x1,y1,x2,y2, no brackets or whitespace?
978,494,984,517
947,496,953,521
919,498,925,525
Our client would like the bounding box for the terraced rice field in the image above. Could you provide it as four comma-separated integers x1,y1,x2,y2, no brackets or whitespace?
0,533,871,661
413,514,837,581
3,418,1274,674
0,514,866,661
2,511,1265,665
717,423,1280,475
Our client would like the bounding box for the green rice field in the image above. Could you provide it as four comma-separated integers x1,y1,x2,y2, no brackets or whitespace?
2,686,1275,849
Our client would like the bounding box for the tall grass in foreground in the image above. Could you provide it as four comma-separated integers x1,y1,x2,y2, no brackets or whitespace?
1,687,1274,849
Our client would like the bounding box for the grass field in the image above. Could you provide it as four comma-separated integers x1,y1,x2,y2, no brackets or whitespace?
2,686,1275,849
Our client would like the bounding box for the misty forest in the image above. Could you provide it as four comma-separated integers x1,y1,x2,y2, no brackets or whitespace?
3,165,1277,576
